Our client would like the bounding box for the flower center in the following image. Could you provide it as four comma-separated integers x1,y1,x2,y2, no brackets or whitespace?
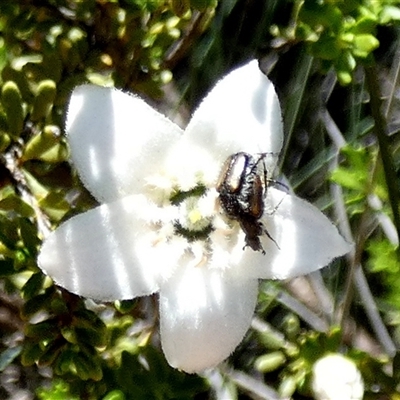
169,184,215,241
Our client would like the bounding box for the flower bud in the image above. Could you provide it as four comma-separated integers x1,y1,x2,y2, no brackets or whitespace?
312,354,364,400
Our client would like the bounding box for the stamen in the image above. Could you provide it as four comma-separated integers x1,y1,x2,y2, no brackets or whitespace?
174,221,213,241
169,184,207,205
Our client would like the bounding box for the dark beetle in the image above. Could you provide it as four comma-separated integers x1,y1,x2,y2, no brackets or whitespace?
216,152,278,254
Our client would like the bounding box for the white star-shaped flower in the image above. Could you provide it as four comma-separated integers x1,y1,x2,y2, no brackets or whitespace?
38,60,351,373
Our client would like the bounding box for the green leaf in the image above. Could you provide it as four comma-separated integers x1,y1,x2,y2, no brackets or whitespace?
257,323,287,350
380,5,400,24
0,132,11,152
336,69,353,86
75,325,108,348
353,34,379,58
367,239,399,274
102,390,126,400
58,36,84,73
21,341,43,366
351,16,377,35
22,168,49,199
255,351,286,373
39,141,69,163
331,167,366,190
1,81,24,138
24,53,62,83
330,145,371,191
38,190,70,222
0,195,34,217
300,1,342,32
279,375,297,398
324,327,343,353
22,272,45,299
50,297,69,315
23,125,61,161
53,348,75,375
281,313,300,340
22,290,54,318
61,326,78,344
31,80,57,121
0,110,9,133
0,214,20,250
19,217,40,256
38,340,64,367
310,34,340,60
334,50,356,85
36,379,80,400
25,320,59,341
1,65,32,102
72,351,103,381
114,299,138,313
74,310,108,348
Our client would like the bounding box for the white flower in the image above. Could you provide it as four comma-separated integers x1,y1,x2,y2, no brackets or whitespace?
38,60,351,373
312,354,364,400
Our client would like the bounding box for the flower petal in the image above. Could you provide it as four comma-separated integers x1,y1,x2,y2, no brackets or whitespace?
243,188,352,279
162,139,221,190
159,267,258,373
38,195,186,301
66,85,183,203
185,60,283,167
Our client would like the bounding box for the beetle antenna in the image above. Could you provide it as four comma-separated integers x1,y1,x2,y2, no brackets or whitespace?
263,226,280,250
267,179,289,192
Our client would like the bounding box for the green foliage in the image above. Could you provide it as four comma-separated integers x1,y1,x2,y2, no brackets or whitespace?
331,144,387,214
367,239,398,275
37,347,208,400
103,348,208,399
272,0,400,84
255,324,396,398
20,289,208,398
37,380,80,400
0,0,399,398
367,239,400,305
1,81,24,137
331,142,400,323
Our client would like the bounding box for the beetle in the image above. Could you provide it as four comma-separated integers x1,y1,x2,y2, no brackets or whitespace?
216,152,279,254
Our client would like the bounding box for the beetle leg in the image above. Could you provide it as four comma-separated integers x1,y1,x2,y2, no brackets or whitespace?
264,190,287,217
262,224,280,250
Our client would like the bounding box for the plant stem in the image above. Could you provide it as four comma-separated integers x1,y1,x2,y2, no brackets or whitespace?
364,65,400,257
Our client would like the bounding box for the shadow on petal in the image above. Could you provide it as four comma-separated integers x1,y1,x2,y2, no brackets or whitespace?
159,266,258,373
38,195,185,301
67,85,183,203
243,188,352,280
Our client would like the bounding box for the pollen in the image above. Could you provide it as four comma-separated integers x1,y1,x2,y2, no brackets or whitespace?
188,208,202,224
180,198,210,231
